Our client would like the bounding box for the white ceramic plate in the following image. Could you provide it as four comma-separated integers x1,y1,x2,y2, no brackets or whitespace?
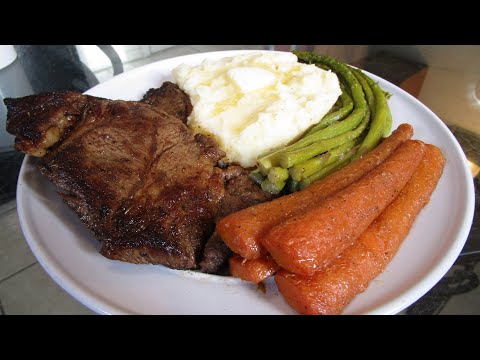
16,50,475,315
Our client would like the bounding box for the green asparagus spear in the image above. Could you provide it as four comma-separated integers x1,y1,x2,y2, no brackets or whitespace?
289,139,357,181
289,153,331,182
249,168,265,185
298,146,358,190
279,106,370,168
261,178,286,194
267,167,289,183
352,70,389,160
286,177,300,193
351,67,375,116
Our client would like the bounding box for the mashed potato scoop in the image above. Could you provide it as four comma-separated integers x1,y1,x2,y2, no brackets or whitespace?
173,52,341,168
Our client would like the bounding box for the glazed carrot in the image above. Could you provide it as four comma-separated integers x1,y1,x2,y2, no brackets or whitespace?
262,140,426,276
275,144,445,314
217,123,414,260
229,255,280,283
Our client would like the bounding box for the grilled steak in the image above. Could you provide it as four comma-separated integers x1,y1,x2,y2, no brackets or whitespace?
5,82,274,272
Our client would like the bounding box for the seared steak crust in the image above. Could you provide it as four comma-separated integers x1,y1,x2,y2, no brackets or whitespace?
37,96,224,269
5,83,274,272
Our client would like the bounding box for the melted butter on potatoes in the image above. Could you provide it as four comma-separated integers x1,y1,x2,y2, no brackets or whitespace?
173,52,341,168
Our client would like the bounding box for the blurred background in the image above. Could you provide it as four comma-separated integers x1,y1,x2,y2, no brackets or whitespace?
0,45,478,314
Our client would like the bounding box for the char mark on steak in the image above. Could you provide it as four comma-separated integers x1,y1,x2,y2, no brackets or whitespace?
5,83,275,273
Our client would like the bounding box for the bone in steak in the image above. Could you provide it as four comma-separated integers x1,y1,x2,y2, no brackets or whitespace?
5,82,274,272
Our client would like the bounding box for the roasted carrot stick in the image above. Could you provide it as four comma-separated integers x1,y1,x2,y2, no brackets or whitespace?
217,123,414,260
229,255,280,283
262,140,426,276
275,144,446,314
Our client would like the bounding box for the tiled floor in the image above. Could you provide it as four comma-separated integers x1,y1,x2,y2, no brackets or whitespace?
0,200,35,281
1,45,479,315
0,200,95,314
